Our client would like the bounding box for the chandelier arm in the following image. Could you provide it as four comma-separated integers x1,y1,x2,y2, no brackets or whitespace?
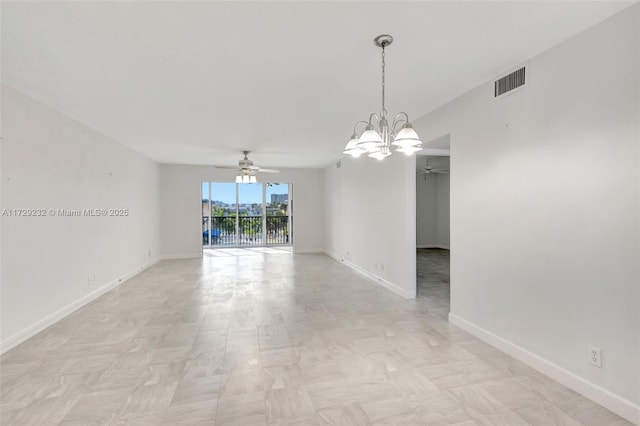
368,112,380,125
392,112,409,125
391,113,409,134
352,120,369,134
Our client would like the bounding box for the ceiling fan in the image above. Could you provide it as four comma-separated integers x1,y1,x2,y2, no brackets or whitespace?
417,158,449,180
214,151,280,175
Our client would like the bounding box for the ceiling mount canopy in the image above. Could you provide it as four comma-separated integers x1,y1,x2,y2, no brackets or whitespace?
343,34,422,160
373,34,393,48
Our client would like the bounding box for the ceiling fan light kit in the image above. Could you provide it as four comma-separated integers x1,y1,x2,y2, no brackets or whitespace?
235,175,257,184
343,34,423,160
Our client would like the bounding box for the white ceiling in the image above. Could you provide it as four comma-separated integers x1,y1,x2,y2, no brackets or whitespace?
1,1,633,169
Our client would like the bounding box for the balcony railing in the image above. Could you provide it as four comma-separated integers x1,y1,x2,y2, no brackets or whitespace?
266,216,289,245
202,215,290,247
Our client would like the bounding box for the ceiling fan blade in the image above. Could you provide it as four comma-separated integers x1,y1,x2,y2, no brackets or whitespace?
257,168,280,173
214,166,240,170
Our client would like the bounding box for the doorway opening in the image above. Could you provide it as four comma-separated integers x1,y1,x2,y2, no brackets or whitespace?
416,153,450,319
202,182,292,248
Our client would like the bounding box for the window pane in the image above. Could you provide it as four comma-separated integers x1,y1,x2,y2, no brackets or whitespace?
211,182,237,245
265,183,289,244
238,183,263,246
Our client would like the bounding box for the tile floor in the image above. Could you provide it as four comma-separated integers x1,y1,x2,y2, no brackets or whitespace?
0,249,632,425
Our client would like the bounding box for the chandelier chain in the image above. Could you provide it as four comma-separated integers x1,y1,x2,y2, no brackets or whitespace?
381,44,386,117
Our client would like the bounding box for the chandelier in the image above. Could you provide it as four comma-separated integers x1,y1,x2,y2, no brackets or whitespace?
343,35,422,160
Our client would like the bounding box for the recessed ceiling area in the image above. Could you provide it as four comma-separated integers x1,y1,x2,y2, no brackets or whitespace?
1,1,633,168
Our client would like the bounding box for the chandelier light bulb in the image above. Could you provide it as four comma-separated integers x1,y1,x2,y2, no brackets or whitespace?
357,128,384,152
343,134,366,157
396,145,423,155
392,124,422,147
368,146,391,160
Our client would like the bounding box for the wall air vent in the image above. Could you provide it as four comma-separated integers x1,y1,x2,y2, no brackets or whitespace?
494,66,526,97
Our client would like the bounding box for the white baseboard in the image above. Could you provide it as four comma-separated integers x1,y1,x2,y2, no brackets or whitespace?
335,257,414,299
449,313,640,424
417,245,450,250
0,258,160,354
324,252,413,298
325,251,341,262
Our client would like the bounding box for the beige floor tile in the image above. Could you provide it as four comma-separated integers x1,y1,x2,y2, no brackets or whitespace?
122,382,179,414
359,397,415,422
216,391,267,425
221,368,264,396
445,384,512,416
263,364,305,390
60,389,131,424
171,374,221,404
553,396,634,426
264,386,315,423
7,394,80,426
413,390,472,425
183,348,225,378
260,347,299,368
268,413,329,425
317,402,370,426
471,411,530,425
306,379,357,410
516,401,583,425
1,249,631,426
479,377,547,410
300,359,344,385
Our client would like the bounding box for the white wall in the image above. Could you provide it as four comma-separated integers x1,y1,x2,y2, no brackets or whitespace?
416,172,450,248
159,164,324,257
324,154,416,298
0,84,161,351
435,174,450,247
413,5,639,419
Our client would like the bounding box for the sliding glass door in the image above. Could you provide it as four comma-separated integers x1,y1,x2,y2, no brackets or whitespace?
266,183,290,245
203,182,237,246
202,182,291,248
237,183,263,246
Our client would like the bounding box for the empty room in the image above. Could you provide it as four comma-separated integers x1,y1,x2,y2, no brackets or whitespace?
1,1,639,425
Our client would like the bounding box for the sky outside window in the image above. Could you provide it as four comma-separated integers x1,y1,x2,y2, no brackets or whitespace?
202,182,287,205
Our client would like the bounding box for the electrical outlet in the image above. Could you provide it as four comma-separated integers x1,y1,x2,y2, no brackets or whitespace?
588,345,602,367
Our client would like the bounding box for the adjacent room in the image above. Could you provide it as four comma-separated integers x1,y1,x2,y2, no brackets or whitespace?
2,1,639,425
416,154,450,319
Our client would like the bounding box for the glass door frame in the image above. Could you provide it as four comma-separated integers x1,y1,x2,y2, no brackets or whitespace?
202,181,292,248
